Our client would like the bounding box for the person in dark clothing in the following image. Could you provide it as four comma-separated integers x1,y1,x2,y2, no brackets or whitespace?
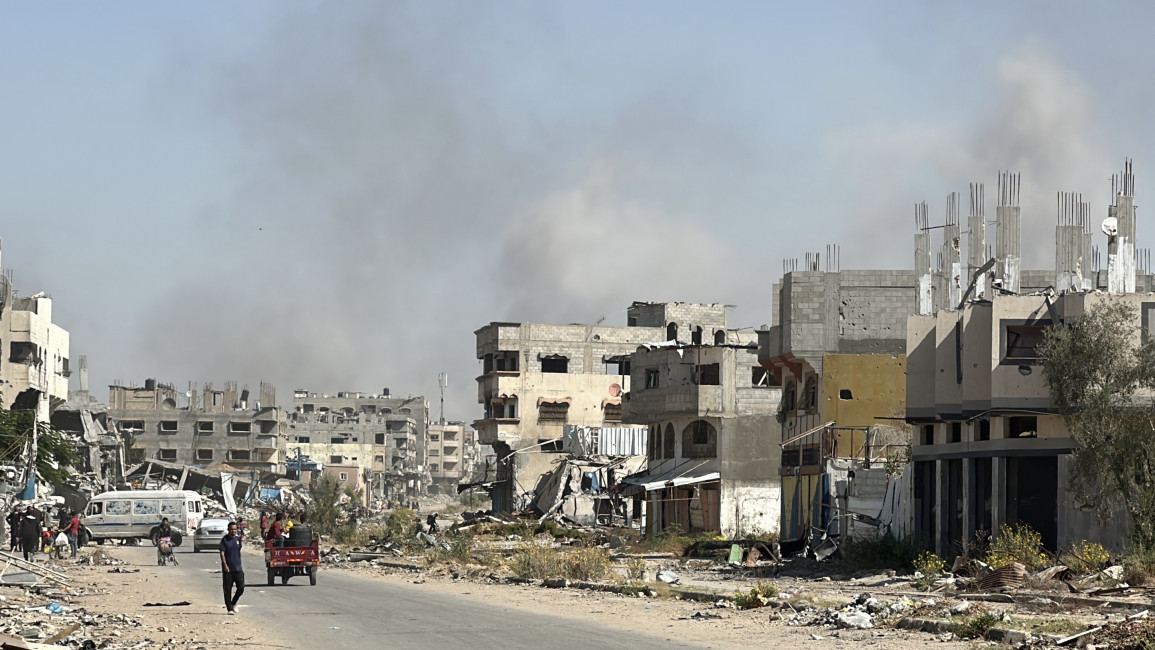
219,521,244,615
7,510,21,552
19,508,40,562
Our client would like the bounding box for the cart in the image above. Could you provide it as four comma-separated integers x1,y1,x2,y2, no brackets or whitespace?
264,538,319,586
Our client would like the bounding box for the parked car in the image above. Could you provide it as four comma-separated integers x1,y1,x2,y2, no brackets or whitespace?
193,518,232,553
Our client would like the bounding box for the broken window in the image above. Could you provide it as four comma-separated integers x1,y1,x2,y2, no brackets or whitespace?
538,402,569,423
329,455,343,464
260,420,276,434
1004,324,1046,361
715,330,726,345
483,354,494,374
8,342,37,364
296,436,310,443
196,449,213,461
330,437,344,444
921,425,934,445
375,433,385,445
430,464,439,472
645,369,660,389
681,420,717,458
667,323,678,341
159,449,177,461
839,389,853,400
802,376,817,409
197,421,214,433
752,367,770,387
695,363,720,385
950,422,962,443
663,424,675,458
541,356,569,373
979,419,990,441
1009,416,1038,438
605,357,630,375
303,404,314,413
229,421,252,434
127,448,145,464
229,449,251,461
119,420,145,432
603,403,622,423
160,421,178,433
538,439,563,452
783,381,797,412
692,326,703,345
430,434,440,442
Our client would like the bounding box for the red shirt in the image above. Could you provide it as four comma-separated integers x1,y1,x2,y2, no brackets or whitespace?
266,520,282,540
68,517,79,535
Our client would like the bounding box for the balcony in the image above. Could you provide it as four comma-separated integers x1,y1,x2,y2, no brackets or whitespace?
476,371,521,403
621,385,724,424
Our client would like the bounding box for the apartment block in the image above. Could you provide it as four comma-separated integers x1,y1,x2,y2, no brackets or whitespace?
107,380,287,474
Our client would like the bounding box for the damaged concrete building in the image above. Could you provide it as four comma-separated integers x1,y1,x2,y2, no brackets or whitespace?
621,334,782,537
474,302,728,513
50,356,126,491
427,421,475,493
908,165,1152,554
107,380,288,474
0,245,70,423
287,390,429,501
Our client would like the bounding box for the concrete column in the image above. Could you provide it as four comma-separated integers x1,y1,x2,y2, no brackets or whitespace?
961,456,974,548
991,456,1006,538
1056,454,1070,549
935,459,947,557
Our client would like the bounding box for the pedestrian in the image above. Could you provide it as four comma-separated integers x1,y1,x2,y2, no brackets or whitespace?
7,509,20,552
259,511,268,539
67,511,80,558
219,521,244,615
19,508,40,563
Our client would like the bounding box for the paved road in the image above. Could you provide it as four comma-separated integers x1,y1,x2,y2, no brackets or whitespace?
130,544,706,649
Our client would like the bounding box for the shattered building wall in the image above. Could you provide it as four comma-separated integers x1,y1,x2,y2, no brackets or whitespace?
288,390,428,501
0,251,71,424
474,302,728,513
622,337,782,538
107,380,287,474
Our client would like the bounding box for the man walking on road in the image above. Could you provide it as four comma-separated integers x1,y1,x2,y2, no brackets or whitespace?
219,521,244,615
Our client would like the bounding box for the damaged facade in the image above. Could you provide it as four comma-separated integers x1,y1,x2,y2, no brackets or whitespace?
758,260,918,545
907,163,1152,555
427,421,477,492
0,243,70,424
287,389,429,502
621,336,782,537
107,380,288,474
474,302,728,513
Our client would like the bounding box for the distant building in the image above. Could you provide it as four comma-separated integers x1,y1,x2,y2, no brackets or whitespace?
107,380,287,474
474,302,728,513
288,390,429,501
622,334,781,537
427,422,472,491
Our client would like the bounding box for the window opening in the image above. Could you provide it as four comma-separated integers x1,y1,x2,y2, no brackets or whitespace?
541,356,569,373
1009,416,1038,438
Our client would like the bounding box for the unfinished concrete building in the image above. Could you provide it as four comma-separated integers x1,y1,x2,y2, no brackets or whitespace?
621,334,782,537
907,162,1145,554
474,302,728,513
288,390,429,501
107,380,287,474
0,243,70,424
427,422,472,492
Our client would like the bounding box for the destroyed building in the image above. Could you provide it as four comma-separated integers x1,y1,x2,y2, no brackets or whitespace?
621,333,781,537
287,389,429,501
50,356,125,491
474,302,728,513
907,165,1150,554
427,421,474,492
107,380,288,474
0,242,70,424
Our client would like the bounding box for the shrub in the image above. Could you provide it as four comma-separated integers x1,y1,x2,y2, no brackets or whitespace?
953,613,1000,639
1123,547,1155,586
732,581,778,610
510,541,563,579
986,523,1047,570
564,545,612,582
1063,540,1111,574
912,550,946,590
623,556,647,581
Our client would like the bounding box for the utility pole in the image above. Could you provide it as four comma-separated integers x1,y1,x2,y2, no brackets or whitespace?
437,373,448,425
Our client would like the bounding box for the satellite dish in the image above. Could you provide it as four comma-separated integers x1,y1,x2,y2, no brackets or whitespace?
1102,217,1119,236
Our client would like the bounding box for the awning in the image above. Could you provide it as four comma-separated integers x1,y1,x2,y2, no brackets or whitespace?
621,468,721,492
537,397,572,406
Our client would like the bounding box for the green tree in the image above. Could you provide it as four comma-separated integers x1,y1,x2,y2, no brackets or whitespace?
0,408,80,487
308,474,343,536
1038,301,1155,548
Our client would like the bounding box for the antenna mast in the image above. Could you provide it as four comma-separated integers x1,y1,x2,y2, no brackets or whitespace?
437,372,448,425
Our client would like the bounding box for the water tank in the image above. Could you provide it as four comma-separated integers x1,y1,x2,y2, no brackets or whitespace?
145,378,157,391
287,525,313,547
381,387,390,397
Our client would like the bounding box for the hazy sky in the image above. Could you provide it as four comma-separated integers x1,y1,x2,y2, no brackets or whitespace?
4,1,1155,419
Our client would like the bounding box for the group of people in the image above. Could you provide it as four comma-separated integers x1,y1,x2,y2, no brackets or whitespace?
257,510,307,546
5,506,80,562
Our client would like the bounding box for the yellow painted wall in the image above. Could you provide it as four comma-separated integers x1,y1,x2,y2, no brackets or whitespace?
781,473,823,541
820,354,907,458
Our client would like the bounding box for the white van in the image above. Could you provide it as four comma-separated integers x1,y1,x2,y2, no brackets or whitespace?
80,490,204,545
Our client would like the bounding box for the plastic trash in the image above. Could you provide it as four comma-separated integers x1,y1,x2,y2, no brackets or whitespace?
46,602,63,614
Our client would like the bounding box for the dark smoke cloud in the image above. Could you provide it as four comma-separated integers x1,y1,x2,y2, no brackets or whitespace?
135,3,749,417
